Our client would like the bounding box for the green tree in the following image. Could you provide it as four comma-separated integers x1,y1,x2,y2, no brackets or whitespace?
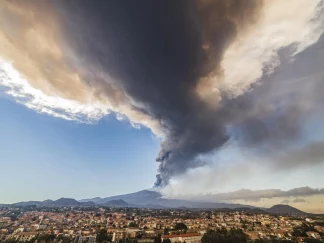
37,233,55,243
4,239,18,243
26,238,36,243
56,235,72,243
254,239,297,243
201,229,248,243
304,239,324,243
163,227,170,235
154,235,162,243
174,223,188,232
292,223,313,237
96,229,111,243
128,222,139,228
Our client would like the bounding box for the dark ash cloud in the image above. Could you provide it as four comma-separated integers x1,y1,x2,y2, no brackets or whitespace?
277,141,324,168
53,0,265,186
57,1,324,186
4,0,323,187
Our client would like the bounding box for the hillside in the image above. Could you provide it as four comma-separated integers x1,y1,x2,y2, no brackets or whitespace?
51,198,80,206
80,190,161,205
266,204,307,215
104,199,129,207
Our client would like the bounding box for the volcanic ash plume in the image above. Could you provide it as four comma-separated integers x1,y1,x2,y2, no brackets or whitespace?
0,0,324,187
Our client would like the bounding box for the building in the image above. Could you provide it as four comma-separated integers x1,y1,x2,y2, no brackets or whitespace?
10,232,38,242
161,233,201,243
108,228,127,241
76,235,96,243
126,228,141,238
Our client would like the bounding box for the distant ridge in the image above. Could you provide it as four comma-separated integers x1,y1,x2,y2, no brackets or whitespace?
1,190,318,215
5,198,95,207
12,201,43,207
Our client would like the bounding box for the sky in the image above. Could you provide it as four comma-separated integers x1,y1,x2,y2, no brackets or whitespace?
0,0,324,212
0,97,159,203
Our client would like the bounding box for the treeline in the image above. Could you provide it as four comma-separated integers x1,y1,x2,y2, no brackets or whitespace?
201,228,324,243
3,234,72,243
201,228,248,243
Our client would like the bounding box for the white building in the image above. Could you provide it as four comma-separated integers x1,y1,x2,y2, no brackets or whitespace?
162,233,202,243
76,235,96,243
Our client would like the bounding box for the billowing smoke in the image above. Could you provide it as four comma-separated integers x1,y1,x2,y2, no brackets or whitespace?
54,0,264,186
1,0,324,187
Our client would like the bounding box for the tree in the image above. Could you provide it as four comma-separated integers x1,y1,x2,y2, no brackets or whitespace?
37,233,56,243
4,239,18,243
128,222,139,228
164,227,170,235
174,223,188,232
254,239,297,243
292,223,312,237
201,229,248,243
56,235,71,243
304,239,323,243
96,229,111,243
154,235,162,243
26,238,36,243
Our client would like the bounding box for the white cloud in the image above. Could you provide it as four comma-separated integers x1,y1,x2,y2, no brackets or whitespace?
0,60,111,123
202,0,324,100
161,144,324,198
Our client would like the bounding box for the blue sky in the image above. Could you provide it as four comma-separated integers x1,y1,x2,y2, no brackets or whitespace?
0,97,159,203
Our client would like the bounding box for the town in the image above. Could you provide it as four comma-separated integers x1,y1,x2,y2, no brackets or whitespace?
0,206,323,243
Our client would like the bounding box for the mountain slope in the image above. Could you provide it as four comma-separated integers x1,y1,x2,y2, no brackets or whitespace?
104,199,129,207
80,190,254,209
51,198,80,206
12,201,42,207
80,190,161,204
266,204,306,215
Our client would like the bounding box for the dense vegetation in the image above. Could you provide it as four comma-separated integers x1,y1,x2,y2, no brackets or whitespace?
201,228,248,243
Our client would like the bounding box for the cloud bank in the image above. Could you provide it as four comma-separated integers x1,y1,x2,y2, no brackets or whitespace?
164,186,324,202
0,0,324,187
